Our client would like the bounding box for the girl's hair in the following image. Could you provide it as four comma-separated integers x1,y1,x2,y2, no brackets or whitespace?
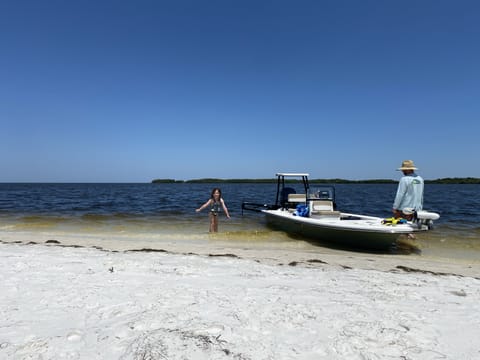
210,188,222,198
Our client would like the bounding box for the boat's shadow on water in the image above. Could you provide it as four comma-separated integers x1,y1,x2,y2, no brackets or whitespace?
285,232,422,255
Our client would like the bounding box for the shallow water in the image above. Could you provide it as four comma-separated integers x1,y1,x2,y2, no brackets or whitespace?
0,183,479,262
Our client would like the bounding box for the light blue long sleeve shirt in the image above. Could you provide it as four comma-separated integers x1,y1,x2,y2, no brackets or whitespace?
393,173,424,211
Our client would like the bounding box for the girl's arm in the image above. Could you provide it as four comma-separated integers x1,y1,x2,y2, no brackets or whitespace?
221,199,230,218
196,199,212,212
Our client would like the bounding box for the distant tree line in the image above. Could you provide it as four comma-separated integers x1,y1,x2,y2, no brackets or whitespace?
152,177,480,184
425,177,480,184
151,179,184,183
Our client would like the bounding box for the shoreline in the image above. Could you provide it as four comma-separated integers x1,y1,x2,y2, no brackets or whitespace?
1,233,479,278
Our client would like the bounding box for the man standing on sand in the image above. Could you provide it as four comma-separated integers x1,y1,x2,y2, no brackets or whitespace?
393,160,424,220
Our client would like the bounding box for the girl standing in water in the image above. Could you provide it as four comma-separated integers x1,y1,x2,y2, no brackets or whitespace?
196,188,230,232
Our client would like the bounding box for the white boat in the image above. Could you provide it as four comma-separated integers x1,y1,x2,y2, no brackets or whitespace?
242,173,440,250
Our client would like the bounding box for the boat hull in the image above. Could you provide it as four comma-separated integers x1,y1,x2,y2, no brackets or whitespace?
263,210,412,250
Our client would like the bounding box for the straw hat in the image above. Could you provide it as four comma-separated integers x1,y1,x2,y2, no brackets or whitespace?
397,160,418,171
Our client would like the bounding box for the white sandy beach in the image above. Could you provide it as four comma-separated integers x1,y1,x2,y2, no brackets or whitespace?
1,242,480,360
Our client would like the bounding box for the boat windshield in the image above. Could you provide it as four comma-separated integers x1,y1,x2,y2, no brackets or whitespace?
309,187,335,201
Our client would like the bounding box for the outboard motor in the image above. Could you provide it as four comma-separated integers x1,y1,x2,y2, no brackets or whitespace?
413,210,440,229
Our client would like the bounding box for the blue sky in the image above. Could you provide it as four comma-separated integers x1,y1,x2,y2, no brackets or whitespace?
1,0,479,182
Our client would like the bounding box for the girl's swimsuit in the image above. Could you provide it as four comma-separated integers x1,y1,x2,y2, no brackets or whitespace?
210,200,221,216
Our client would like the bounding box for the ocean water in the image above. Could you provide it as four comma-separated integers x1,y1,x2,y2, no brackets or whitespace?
0,183,479,261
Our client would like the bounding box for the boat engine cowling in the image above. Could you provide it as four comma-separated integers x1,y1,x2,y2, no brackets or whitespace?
416,211,440,221
414,210,440,229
